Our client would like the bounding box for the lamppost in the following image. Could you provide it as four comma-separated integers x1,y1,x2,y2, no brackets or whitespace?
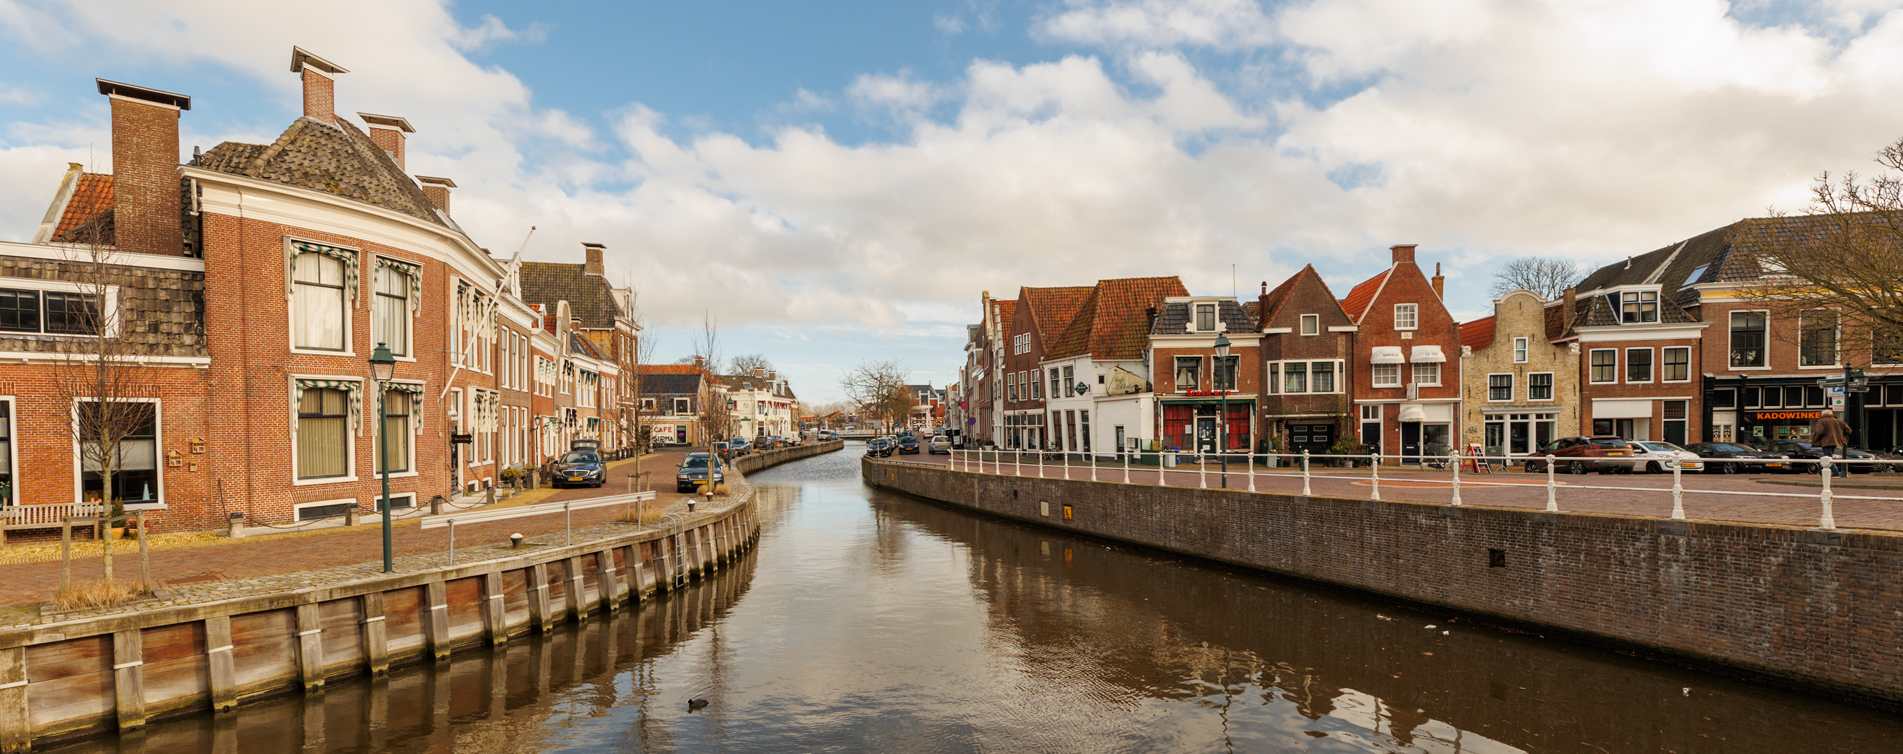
369,343,398,573
1214,332,1231,489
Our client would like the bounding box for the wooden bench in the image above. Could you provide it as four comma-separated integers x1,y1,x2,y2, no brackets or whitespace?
0,501,163,544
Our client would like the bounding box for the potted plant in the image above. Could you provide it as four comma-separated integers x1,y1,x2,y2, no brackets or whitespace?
499,466,522,492
1329,437,1365,468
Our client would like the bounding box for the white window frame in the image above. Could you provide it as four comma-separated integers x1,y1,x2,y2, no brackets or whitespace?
1797,310,1841,369
1487,373,1514,402
1371,363,1402,388
1617,288,1660,324
1588,348,1618,385
1528,372,1555,402
0,276,122,338
1195,303,1217,332
1299,313,1320,336
1393,303,1418,331
1728,309,1771,370
1625,347,1654,384
292,376,361,486
1410,361,1440,387
0,396,15,507
288,241,355,357
70,396,163,506
1662,346,1692,383
370,257,416,361
1267,359,1344,394
1512,337,1529,364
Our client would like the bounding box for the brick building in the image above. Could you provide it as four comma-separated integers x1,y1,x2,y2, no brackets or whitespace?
1457,289,1580,459
1002,286,1090,449
1149,296,1261,453
1041,276,1187,457
1255,266,1357,456
1565,235,1710,446
1340,245,1462,461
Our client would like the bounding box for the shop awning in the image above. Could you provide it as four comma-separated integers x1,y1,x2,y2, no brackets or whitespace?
1371,346,1404,364
1410,345,1446,363
1398,403,1427,422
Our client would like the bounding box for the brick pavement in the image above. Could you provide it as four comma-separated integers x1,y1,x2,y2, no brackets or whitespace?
0,450,703,611
905,450,1903,531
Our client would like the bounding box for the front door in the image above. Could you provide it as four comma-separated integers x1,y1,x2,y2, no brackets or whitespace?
1114,426,1127,459
1196,416,1218,453
1400,422,1422,463
1290,423,1334,455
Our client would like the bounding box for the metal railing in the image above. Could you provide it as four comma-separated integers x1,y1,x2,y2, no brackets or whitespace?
936,447,1903,531
419,491,657,562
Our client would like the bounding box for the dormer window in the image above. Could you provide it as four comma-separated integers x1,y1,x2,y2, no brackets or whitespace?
1618,289,1659,324
1195,303,1216,331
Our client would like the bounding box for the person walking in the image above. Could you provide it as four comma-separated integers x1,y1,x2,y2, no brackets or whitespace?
1810,409,1853,478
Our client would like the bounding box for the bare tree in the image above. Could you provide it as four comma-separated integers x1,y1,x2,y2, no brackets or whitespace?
694,312,733,483
1736,137,1903,359
728,353,774,376
1490,257,1584,300
841,361,915,433
621,282,659,491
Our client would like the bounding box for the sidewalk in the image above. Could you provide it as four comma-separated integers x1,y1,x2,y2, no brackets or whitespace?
0,450,702,615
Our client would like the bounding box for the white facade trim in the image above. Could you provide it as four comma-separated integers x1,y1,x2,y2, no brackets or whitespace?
0,241,207,273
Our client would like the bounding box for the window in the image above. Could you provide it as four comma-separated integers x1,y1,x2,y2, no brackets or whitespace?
372,262,413,357
1590,349,1616,383
1394,303,1418,330
0,401,11,506
1513,337,1529,364
1529,372,1554,401
1049,368,1061,398
1729,311,1767,368
1372,363,1402,388
1008,374,1018,401
297,388,351,480
1662,347,1690,382
1031,369,1042,399
1800,310,1838,367
0,289,38,332
44,292,100,335
292,252,348,351
1195,304,1216,331
1212,356,1238,391
1411,361,1440,386
1709,388,1736,409
1174,357,1201,391
1619,289,1659,324
77,401,159,503
1062,365,1075,395
1282,361,1306,393
1488,374,1513,402
1312,361,1336,393
1626,348,1653,383
376,389,412,474
1300,314,1319,336
1878,329,1903,366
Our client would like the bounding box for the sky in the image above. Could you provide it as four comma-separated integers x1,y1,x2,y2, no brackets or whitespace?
2,0,1901,404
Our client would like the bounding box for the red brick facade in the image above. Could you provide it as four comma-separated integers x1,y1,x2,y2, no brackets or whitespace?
1343,245,1462,459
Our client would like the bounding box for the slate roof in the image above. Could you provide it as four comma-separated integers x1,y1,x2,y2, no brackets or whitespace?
1044,276,1188,361
51,173,114,242
1458,316,1496,350
1338,268,1391,322
1571,220,1734,330
569,333,604,361
519,261,625,329
1150,298,1253,335
1019,286,1093,342
642,373,702,395
191,117,446,227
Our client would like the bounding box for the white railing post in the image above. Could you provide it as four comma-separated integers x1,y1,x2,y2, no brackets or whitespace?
1159,450,1167,487
1063,451,1071,480
1090,450,1097,481
1247,452,1257,493
1670,458,1685,520
447,518,457,562
1199,452,1208,489
1037,449,1045,478
1449,450,1463,506
1015,450,1022,478
1544,454,1558,512
1123,449,1131,484
1369,453,1380,501
1301,450,1312,497
1819,457,1836,530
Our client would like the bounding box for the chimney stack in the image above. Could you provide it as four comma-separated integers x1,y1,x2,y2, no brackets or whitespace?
582,242,605,276
1562,287,1577,329
1431,262,1445,301
1256,281,1273,330
289,47,348,126
1390,244,1417,265
416,176,456,215
359,113,414,170
96,79,190,256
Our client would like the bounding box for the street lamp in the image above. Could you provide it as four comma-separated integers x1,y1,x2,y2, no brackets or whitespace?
369,342,397,573
1213,332,1231,489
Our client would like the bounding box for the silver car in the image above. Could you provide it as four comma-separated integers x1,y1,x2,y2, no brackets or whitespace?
1627,440,1705,473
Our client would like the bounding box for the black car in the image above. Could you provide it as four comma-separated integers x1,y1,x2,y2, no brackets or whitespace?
1685,443,1791,474
551,449,605,488
675,452,725,493
897,436,921,455
865,438,895,457
1770,440,1879,474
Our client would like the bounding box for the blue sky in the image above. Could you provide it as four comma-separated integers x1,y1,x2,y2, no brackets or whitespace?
3,1,1902,403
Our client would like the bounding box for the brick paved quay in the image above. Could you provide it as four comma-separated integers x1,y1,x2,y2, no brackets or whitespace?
902,451,1903,531
0,450,705,616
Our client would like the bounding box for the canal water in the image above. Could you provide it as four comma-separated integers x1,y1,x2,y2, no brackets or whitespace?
58,447,1903,752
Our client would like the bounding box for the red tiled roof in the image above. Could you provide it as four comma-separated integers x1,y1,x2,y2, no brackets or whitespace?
52,173,114,242
638,364,703,375
1339,268,1391,322
1458,316,1496,350
1046,276,1189,361
992,298,1017,328
1020,285,1093,342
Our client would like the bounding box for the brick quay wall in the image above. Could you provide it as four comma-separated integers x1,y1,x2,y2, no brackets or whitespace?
0,441,840,752
863,457,1903,708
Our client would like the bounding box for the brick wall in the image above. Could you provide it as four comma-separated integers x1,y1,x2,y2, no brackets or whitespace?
1459,292,1581,450
865,459,1903,706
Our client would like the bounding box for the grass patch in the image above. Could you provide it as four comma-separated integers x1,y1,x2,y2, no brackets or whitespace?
52,579,155,611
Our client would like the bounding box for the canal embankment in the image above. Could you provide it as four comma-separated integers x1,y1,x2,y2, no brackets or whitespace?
0,441,840,752
863,456,1903,709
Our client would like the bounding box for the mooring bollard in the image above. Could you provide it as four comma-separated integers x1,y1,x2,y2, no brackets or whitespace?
1670,458,1685,520
1819,457,1836,530
1449,450,1463,506
1369,453,1380,501
1302,450,1312,497
1545,454,1558,512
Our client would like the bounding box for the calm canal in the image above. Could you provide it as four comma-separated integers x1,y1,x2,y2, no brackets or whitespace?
57,447,1903,752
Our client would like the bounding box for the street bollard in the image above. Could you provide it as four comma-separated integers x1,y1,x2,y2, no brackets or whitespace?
1301,450,1312,497
1199,452,1207,489
1449,450,1462,506
1819,457,1836,530
1369,453,1381,501
1545,454,1558,512
1670,458,1685,520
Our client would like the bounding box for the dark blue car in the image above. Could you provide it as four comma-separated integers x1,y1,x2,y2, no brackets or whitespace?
552,449,605,488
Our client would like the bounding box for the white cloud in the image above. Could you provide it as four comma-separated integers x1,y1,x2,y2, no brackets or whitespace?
846,70,941,114
0,84,36,106
933,14,967,35
449,14,548,50
1034,0,1276,49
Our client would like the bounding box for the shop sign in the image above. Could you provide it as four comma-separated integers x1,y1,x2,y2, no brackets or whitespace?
1747,410,1821,422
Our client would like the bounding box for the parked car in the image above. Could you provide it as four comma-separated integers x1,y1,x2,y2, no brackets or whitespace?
865,438,895,457
897,436,921,455
1627,440,1705,473
727,437,753,456
928,435,952,455
818,430,839,442
1685,442,1791,474
649,435,681,449
675,452,725,493
1522,436,1635,474
551,449,605,488
1769,440,1880,474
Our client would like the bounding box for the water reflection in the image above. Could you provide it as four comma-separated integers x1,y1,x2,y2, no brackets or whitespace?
56,448,1903,753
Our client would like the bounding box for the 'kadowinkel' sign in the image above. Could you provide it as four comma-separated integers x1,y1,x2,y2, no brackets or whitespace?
1747,410,1822,422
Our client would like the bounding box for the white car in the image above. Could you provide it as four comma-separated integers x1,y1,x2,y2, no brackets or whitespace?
928,435,952,455
1627,440,1705,473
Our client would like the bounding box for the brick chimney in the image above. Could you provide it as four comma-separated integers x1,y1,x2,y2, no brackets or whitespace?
416,176,456,215
358,113,413,170
1256,280,1272,330
1562,287,1577,329
96,79,189,256
289,47,348,126
582,242,605,276
1431,262,1445,301
1390,244,1417,265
